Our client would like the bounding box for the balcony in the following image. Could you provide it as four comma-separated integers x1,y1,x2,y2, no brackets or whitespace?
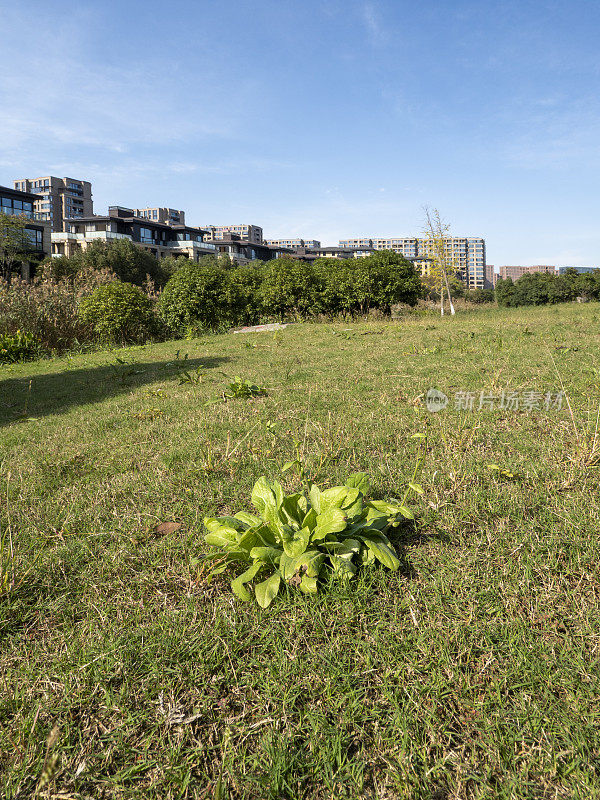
51,231,132,242
167,240,217,251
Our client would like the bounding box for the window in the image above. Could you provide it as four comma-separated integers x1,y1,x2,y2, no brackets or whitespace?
26,228,43,248
139,227,154,243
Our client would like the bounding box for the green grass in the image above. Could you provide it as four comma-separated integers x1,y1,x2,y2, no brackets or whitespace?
1,303,600,799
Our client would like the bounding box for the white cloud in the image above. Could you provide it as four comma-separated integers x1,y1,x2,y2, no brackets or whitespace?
361,2,388,46
0,3,246,173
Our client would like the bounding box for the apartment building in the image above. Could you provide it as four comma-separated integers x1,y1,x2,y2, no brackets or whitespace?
496,265,555,283
132,207,185,226
0,184,51,269
557,266,599,275
213,234,293,264
13,176,92,232
265,238,321,250
51,206,216,261
204,224,263,244
338,236,486,289
316,246,376,259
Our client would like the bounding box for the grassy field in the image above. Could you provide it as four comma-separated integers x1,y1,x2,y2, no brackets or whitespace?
2,303,600,799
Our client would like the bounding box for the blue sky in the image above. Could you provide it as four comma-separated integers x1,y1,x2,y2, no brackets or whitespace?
1,0,598,265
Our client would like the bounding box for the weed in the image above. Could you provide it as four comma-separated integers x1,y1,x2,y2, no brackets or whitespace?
223,376,267,400
177,367,205,385
203,453,424,608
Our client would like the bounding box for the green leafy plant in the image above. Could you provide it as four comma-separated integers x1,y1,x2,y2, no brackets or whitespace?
203,461,424,608
223,376,267,400
0,329,40,364
78,281,158,344
487,463,520,480
178,367,205,385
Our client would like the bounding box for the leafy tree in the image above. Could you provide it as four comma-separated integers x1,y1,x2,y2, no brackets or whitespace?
316,252,423,317
575,270,600,300
258,259,323,320
495,277,517,307
157,261,228,333
224,263,266,326
160,255,192,280
72,239,167,287
0,213,30,281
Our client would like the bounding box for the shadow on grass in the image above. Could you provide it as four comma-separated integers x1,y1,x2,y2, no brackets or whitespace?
0,356,229,426
390,520,451,579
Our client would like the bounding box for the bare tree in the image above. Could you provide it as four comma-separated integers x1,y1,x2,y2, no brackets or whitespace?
422,207,456,316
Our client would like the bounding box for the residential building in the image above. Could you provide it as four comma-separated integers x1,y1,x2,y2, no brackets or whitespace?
484,264,496,289
0,184,51,271
132,207,185,226
212,234,293,264
292,246,434,276
557,266,599,275
316,246,376,259
338,236,486,289
265,238,321,250
51,206,216,261
204,224,263,244
497,265,555,282
13,176,92,232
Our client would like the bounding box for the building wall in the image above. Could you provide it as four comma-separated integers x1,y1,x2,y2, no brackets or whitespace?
204,224,263,244
265,238,321,249
14,176,93,232
337,236,486,289
557,266,598,275
0,185,51,261
497,265,556,281
132,207,186,226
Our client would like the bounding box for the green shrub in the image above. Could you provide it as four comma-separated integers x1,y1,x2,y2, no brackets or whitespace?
203,469,423,608
223,264,265,326
464,288,495,304
258,259,323,320
316,252,423,317
0,330,41,364
78,282,157,343
157,262,227,333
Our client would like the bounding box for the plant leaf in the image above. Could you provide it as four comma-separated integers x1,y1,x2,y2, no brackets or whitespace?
319,486,352,511
361,537,400,570
249,546,282,563
205,529,240,547
301,507,317,531
345,472,371,495
282,527,311,558
408,483,424,495
280,549,324,580
234,511,262,527
299,575,318,594
231,562,263,601
251,477,279,516
255,572,281,608
313,508,347,541
308,484,321,514
330,556,358,580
